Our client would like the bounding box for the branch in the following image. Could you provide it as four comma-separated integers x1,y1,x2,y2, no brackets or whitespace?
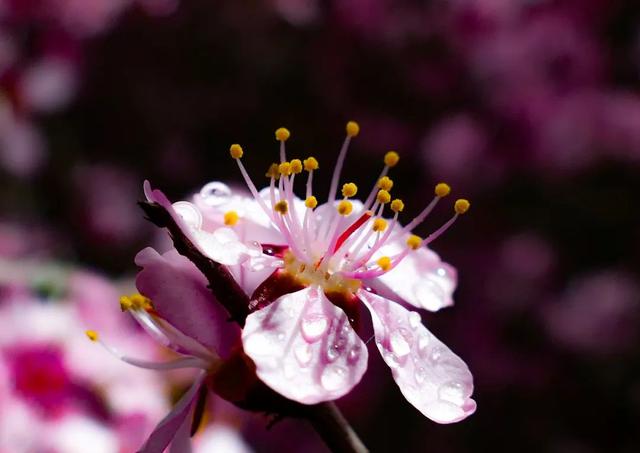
139,200,368,453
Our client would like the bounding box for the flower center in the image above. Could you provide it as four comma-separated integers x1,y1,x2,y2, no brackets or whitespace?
229,122,470,284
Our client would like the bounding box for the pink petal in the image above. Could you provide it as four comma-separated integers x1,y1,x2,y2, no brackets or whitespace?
242,286,368,404
139,372,204,453
135,247,240,358
373,244,457,312
360,290,476,423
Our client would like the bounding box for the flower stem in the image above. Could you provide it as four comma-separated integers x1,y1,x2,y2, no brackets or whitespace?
139,199,368,453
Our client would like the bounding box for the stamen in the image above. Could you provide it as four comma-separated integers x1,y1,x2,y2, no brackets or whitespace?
384,151,400,167
376,190,391,205
305,196,318,209
337,200,353,216
304,156,318,198
224,211,239,226
424,199,470,245
401,182,450,233
341,182,358,198
328,121,359,203
86,330,210,371
377,176,393,191
363,152,399,208
290,159,303,174
377,256,392,271
406,234,422,250
372,218,387,232
276,127,290,163
230,144,275,221
274,200,289,215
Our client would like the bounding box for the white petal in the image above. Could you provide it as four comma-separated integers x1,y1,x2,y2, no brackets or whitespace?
242,286,368,404
360,290,476,423
374,243,457,312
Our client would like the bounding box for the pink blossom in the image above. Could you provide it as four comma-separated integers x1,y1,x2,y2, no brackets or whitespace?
143,123,475,429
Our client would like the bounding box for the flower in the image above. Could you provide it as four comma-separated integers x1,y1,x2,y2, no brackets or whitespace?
151,122,475,424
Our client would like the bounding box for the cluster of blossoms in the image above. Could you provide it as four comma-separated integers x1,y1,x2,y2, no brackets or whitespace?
89,122,476,451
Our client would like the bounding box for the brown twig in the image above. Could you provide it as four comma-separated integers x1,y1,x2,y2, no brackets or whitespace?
139,200,368,453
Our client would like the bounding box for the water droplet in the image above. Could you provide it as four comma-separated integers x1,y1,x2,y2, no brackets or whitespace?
413,280,446,311
200,182,232,206
415,366,426,384
277,332,285,342
436,267,447,277
390,331,411,358
327,344,341,361
244,334,273,356
321,366,347,391
408,312,421,330
438,381,466,405
430,346,444,363
384,352,401,368
301,314,329,343
348,346,361,364
418,334,430,357
295,343,313,366
172,201,202,229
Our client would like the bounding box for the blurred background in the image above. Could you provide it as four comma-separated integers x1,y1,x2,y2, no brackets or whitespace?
1,0,640,452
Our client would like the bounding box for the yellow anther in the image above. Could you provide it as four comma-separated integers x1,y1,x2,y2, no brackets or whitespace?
435,183,451,198
337,200,353,216
341,182,358,198
305,196,318,209
229,144,243,159
303,157,319,171
454,199,471,214
266,163,280,179
384,151,399,167
377,176,394,191
377,256,392,271
346,121,360,137
130,294,152,310
275,200,289,215
275,127,290,141
376,190,391,204
278,161,292,176
390,199,405,213
407,234,422,250
85,330,99,342
119,296,132,312
224,210,239,226
290,159,303,174
372,218,388,232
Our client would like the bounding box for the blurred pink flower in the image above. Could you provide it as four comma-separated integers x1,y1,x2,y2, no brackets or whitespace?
542,271,640,355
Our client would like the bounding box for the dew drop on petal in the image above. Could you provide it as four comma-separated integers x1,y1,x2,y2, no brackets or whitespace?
348,345,361,364
430,346,444,364
436,267,447,277
408,311,421,330
301,314,329,343
294,343,312,366
417,334,431,357
200,181,232,206
390,331,411,358
414,366,426,384
321,366,347,391
244,334,279,357
438,381,466,405
172,201,202,229
327,344,340,362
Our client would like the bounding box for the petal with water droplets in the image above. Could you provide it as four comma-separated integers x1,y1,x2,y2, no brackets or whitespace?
373,243,457,312
242,286,368,404
360,290,475,423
